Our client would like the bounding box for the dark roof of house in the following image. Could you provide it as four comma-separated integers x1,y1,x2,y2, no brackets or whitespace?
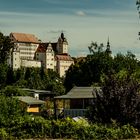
10,32,39,43
15,96,45,105
21,88,56,95
54,86,102,99
36,43,57,53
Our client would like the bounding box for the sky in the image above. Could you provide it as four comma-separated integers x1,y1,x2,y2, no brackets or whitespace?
0,0,140,57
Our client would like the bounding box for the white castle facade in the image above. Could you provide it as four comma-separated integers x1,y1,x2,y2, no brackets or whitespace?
8,32,74,77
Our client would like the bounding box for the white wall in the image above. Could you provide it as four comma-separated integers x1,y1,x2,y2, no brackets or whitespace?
57,60,74,77
12,51,21,69
21,60,41,68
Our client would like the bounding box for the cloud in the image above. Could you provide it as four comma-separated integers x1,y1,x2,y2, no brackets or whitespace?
76,11,86,16
48,30,66,34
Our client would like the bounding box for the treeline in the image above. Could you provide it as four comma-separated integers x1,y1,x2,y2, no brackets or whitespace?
0,65,65,95
64,44,139,92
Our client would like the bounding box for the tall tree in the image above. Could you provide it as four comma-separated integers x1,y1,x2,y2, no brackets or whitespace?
0,63,8,88
0,95,26,127
0,32,13,63
64,42,113,92
88,72,140,126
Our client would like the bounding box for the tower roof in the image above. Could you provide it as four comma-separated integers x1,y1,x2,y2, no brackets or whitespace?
106,37,112,54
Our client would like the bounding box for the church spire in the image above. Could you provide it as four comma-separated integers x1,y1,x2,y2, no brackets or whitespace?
107,37,110,48
106,37,111,54
61,32,64,40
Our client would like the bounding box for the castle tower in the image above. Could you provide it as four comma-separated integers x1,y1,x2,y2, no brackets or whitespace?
46,42,55,70
57,33,68,54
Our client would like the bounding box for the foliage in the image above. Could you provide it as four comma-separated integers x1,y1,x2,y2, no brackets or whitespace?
88,72,140,127
65,43,139,92
88,42,104,54
0,67,65,95
136,0,140,19
64,42,113,92
0,63,8,88
0,116,138,139
0,32,13,64
113,52,139,73
0,86,28,97
0,95,26,127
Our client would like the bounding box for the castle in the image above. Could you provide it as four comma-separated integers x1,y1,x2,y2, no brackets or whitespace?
8,32,74,77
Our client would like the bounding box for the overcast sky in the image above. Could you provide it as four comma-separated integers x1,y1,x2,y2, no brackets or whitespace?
0,0,140,57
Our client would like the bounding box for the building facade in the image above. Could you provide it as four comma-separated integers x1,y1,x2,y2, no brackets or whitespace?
8,32,74,77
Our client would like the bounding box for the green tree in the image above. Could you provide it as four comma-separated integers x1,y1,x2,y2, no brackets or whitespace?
6,66,15,85
64,44,113,92
88,72,140,127
0,63,8,88
0,95,26,127
0,86,28,97
113,52,138,73
88,42,104,54
136,0,140,18
0,32,13,63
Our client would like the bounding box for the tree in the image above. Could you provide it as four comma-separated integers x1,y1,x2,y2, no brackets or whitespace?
6,66,15,85
64,43,113,92
0,32,13,63
136,0,140,17
88,72,140,127
136,0,140,38
88,42,104,54
113,52,138,73
0,95,26,127
0,86,28,97
0,63,8,88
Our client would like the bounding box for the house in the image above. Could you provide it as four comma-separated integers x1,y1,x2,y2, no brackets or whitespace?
21,88,56,101
15,96,45,113
54,86,102,117
8,32,74,77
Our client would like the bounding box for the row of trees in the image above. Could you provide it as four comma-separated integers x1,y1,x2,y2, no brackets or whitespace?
64,42,139,92
0,65,65,95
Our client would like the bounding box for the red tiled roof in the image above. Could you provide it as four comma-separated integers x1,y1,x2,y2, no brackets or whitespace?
10,32,39,43
55,54,73,61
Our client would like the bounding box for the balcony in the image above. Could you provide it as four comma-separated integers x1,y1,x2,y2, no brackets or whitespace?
63,109,88,117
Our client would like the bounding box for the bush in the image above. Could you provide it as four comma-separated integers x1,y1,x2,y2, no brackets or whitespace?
1,116,139,139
